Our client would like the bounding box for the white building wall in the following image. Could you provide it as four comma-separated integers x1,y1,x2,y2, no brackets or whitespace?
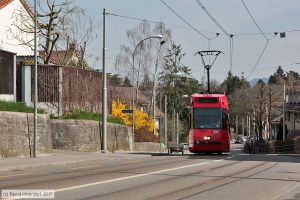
0,0,34,55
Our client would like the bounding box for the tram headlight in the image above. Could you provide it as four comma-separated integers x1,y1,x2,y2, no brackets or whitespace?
204,136,211,141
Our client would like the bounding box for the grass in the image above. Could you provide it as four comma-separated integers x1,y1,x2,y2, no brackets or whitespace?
51,110,124,125
0,101,44,114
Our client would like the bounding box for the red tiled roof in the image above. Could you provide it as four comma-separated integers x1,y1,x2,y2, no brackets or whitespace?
39,50,80,65
0,0,13,9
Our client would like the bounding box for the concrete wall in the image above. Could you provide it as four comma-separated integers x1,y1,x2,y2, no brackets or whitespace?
134,142,160,152
51,120,133,152
0,112,52,158
0,95,14,101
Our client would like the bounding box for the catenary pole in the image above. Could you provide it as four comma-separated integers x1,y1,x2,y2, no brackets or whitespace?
33,0,37,158
283,82,286,141
102,8,107,152
164,95,168,148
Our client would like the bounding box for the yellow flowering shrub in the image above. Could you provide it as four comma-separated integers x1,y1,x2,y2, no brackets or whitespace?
111,100,131,126
111,100,155,134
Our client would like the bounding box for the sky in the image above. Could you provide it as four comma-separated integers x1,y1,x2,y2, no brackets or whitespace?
30,0,300,83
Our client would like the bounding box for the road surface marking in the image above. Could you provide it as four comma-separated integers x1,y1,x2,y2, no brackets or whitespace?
71,164,103,170
213,159,223,162
226,156,232,159
55,161,209,192
122,160,140,164
0,173,31,179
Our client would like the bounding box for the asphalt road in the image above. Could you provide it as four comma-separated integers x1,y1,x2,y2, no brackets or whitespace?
1,144,300,200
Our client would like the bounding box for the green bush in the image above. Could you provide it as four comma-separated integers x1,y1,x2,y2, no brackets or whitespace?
52,110,124,125
0,101,44,114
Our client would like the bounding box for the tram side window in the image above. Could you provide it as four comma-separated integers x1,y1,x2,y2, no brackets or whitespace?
190,110,193,129
222,109,228,129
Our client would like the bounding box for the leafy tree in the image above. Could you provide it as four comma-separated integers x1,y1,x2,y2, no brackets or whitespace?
288,70,300,80
158,43,202,142
140,73,153,95
122,76,132,87
220,71,249,96
268,66,286,84
268,75,277,84
286,70,300,92
109,74,123,87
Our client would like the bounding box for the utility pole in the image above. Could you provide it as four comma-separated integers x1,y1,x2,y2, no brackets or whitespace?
266,103,269,139
283,82,286,141
235,115,238,138
33,0,37,158
248,115,251,136
159,92,162,153
176,112,179,144
246,115,248,136
242,117,245,137
164,95,168,148
153,41,165,137
101,8,107,152
172,108,175,144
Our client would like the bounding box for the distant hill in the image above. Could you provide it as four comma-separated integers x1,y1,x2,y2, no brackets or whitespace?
249,78,269,86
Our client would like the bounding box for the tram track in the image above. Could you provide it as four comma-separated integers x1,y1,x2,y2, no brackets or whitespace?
78,155,254,200
0,156,210,189
148,157,276,200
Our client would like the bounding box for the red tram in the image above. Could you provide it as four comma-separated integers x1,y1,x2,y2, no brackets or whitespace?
189,94,230,154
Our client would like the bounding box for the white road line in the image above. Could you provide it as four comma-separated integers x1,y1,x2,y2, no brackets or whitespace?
122,160,140,164
0,173,32,179
55,161,209,192
71,164,103,170
226,157,232,159
213,159,223,162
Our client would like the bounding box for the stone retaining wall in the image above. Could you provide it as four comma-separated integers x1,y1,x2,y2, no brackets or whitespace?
0,112,161,157
51,120,133,152
0,111,52,158
134,142,160,152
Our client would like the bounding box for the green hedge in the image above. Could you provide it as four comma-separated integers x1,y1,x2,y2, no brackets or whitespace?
0,101,44,114
51,110,124,125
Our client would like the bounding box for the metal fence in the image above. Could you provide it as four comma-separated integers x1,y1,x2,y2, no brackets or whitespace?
16,64,103,115
244,140,300,154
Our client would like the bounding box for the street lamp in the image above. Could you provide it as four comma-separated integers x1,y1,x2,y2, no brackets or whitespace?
153,40,166,142
132,34,163,148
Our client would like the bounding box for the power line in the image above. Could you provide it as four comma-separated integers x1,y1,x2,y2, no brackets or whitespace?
246,40,269,79
195,0,234,73
241,0,268,41
107,12,300,38
195,0,230,36
106,12,217,35
160,0,209,40
208,61,300,76
241,0,269,79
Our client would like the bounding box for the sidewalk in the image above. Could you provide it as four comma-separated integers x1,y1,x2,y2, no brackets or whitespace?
0,150,151,172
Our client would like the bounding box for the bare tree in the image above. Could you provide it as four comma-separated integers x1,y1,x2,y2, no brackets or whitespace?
266,84,282,138
115,21,172,101
9,0,81,64
58,11,97,69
